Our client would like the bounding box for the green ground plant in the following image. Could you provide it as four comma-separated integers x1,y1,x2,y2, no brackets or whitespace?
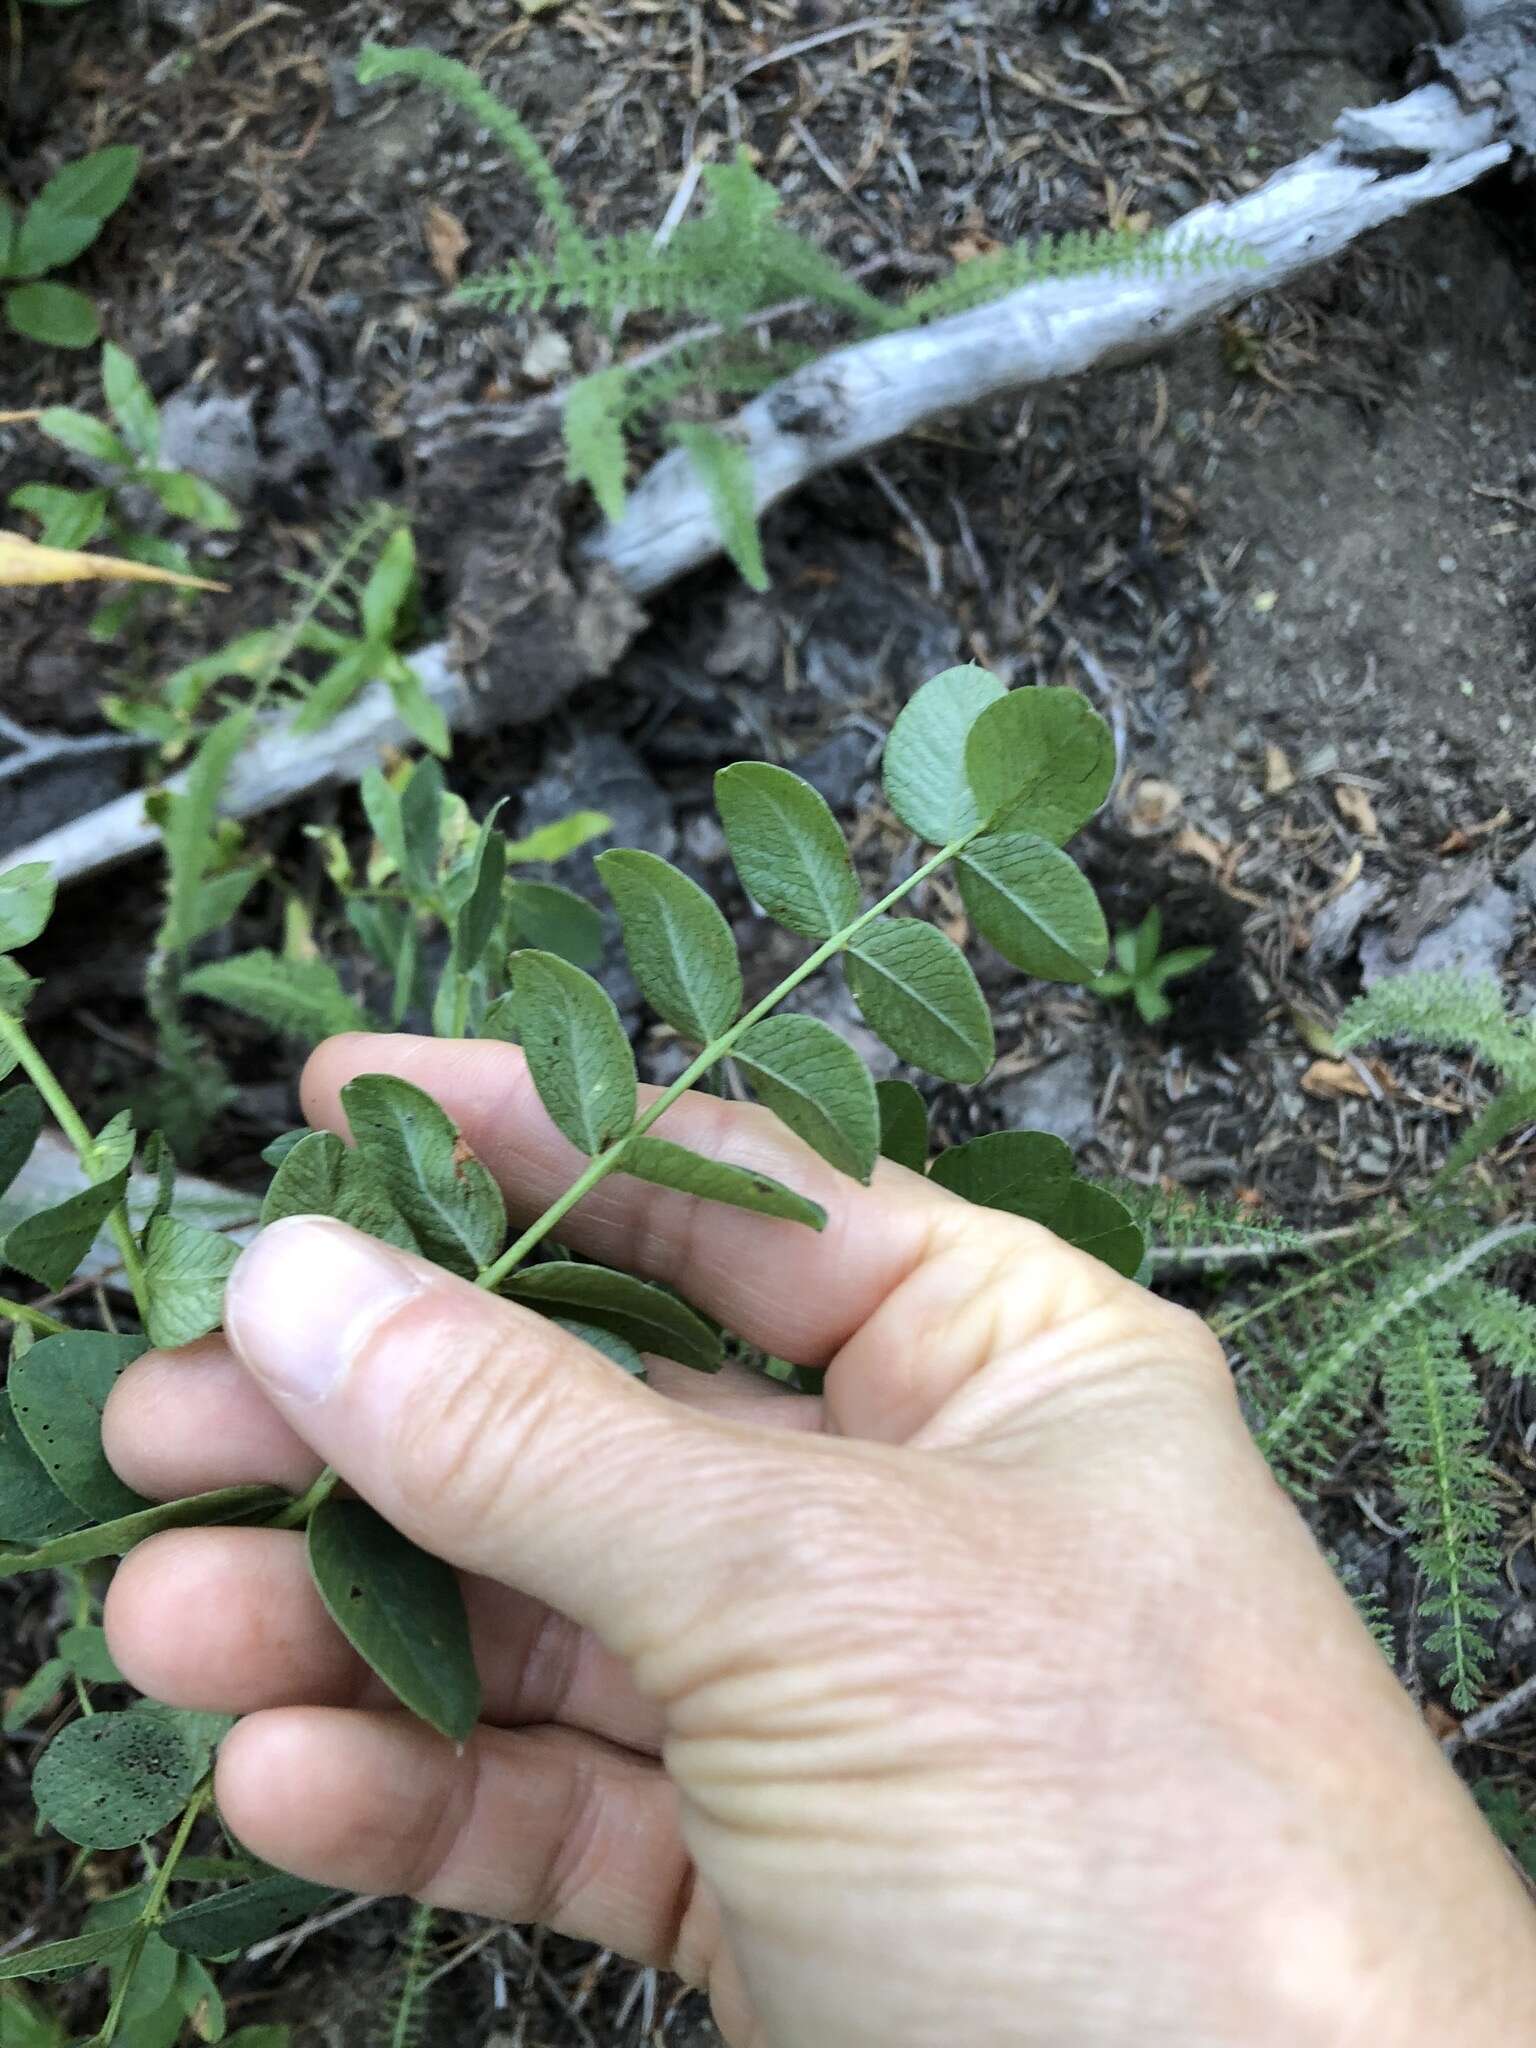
1091,905,1215,1026
355,44,1253,586
11,346,239,642
1,148,137,349
0,665,1141,2040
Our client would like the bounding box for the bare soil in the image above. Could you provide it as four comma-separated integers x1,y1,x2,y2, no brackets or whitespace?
2,0,1534,2040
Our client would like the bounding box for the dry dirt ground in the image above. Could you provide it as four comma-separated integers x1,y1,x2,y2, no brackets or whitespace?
2,0,1535,2041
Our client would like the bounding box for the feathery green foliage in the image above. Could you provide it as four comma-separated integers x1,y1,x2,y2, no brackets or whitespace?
1146,969,1536,1711
361,45,1252,575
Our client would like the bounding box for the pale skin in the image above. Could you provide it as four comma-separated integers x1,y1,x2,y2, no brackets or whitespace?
101,1035,1536,2048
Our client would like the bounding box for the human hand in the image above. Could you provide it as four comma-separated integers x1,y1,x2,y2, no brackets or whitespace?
103,1035,1536,2048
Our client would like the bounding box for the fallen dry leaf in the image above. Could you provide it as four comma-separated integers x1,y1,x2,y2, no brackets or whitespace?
1126,777,1184,836
1334,784,1381,838
1173,822,1227,870
1438,806,1513,854
1301,1057,1372,1101
0,531,226,590
424,202,471,288
0,411,41,426
1263,742,1295,795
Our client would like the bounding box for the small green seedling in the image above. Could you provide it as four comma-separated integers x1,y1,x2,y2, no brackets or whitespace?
1,147,139,349
1092,907,1214,1026
10,345,240,642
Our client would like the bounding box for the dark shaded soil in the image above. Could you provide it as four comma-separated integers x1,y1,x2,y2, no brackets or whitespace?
3,0,1536,2040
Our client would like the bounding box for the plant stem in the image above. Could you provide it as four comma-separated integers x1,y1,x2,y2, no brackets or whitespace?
92,1779,211,2047
478,833,968,1290
0,1294,67,1337
1212,1218,1419,1342
272,1464,339,1529
0,1010,150,1324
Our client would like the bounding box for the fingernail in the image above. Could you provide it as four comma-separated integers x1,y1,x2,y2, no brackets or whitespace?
224,1217,424,1403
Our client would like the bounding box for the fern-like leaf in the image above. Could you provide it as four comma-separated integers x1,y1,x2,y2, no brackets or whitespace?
383,1903,436,2048
1124,1185,1311,1272
899,227,1251,326
564,369,630,520
1445,1080,1536,1175
1447,1281,1536,1377
669,423,767,590
1382,1315,1501,1710
1337,971,1532,1079
358,45,586,258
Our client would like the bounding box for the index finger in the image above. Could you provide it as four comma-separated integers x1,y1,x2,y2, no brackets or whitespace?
302,1034,954,1367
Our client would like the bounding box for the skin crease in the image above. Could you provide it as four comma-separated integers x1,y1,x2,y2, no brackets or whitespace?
100,1035,1536,2048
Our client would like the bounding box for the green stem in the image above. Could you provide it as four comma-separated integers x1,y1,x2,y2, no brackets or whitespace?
0,1294,67,1337
0,1010,150,1324
1212,1218,1419,1342
477,833,969,1290
272,1464,340,1530
92,1779,211,2047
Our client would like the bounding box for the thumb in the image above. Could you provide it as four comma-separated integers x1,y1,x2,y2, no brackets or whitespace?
222,1216,789,1656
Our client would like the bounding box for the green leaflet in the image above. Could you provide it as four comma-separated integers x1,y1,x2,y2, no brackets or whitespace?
956,832,1108,982
2,1659,68,1733
882,664,1007,845
160,1876,338,1958
564,368,630,520
845,919,993,1084
501,810,611,865
734,1012,879,1183
0,864,56,951
508,951,637,1156
450,803,509,973
307,1498,480,1741
33,145,140,225
398,757,446,893
0,1391,85,1542
597,848,742,1043
6,283,99,348
548,1317,648,1378
360,524,416,641
715,762,862,939
160,712,255,956
58,1623,123,1685
0,1926,141,1983
0,1084,43,1201
620,1136,826,1230
8,1332,151,1520
183,951,370,1043
964,687,1115,844
341,1075,505,1278
928,1133,1144,1278
34,1710,201,1850
142,1216,240,1350
501,1262,722,1373
503,881,604,970
0,1484,289,1575
260,1129,419,1252
874,1078,928,1173
102,342,159,459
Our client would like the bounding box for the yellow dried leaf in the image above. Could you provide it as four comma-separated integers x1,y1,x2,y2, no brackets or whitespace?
0,411,41,426
1301,1057,1371,1101
424,202,470,287
0,530,226,591
1334,784,1380,838
1263,742,1295,795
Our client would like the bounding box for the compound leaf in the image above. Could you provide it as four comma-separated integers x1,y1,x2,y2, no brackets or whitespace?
956,832,1108,982
341,1075,505,1278
598,848,741,1043
964,687,1115,843
715,763,861,939
307,1498,480,1741
882,664,1006,844
501,1262,721,1373
670,422,767,591
34,1708,202,1849
620,1135,826,1230
845,919,993,1084
734,1013,878,1182
508,951,636,1157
